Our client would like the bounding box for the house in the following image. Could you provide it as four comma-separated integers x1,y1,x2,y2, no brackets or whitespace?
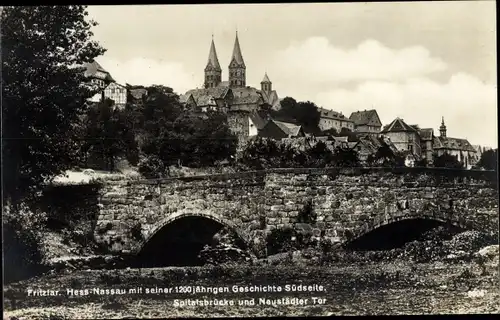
432,117,477,169
249,111,269,137
351,134,399,164
103,82,127,108
83,61,128,108
381,117,422,157
318,107,355,132
349,109,382,135
84,60,115,103
259,119,305,139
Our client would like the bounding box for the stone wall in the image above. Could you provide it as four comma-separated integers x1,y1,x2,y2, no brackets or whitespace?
93,168,498,256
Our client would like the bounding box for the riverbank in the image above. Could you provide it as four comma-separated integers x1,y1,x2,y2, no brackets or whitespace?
4,244,499,319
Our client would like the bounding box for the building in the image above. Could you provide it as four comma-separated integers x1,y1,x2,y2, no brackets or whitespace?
179,32,281,147
103,82,127,108
349,109,383,135
84,60,128,108
259,119,305,140
351,134,399,164
431,117,477,169
318,107,355,132
418,128,435,165
381,117,422,157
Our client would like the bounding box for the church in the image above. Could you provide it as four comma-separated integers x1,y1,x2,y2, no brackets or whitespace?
180,32,280,111
179,32,281,146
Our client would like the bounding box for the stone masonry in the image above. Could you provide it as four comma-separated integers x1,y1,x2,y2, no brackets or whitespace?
93,167,498,256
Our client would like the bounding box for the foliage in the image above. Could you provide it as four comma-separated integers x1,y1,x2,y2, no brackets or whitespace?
239,137,359,169
414,158,429,167
367,144,405,167
333,147,361,167
3,201,48,283
270,96,321,134
475,149,498,171
2,6,106,201
138,155,167,179
81,99,139,170
266,227,299,255
138,86,237,169
433,153,464,169
305,141,335,168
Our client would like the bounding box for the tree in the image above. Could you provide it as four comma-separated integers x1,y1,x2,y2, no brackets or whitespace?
476,149,498,171
433,153,464,169
2,6,106,202
271,97,321,134
306,141,335,167
367,144,405,167
81,99,138,171
333,147,360,167
138,86,237,169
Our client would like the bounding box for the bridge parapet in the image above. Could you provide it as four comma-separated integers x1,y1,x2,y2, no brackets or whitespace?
90,167,498,255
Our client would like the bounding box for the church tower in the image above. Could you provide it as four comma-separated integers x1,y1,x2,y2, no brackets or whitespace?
204,36,222,89
439,116,447,138
261,72,272,92
228,31,246,88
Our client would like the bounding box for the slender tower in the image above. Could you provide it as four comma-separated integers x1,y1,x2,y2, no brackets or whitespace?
204,35,222,89
260,72,272,92
439,116,447,138
228,31,246,88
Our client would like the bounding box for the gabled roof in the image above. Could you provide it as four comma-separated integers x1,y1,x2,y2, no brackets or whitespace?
249,111,268,130
382,117,418,133
84,61,115,82
349,109,382,127
419,128,434,141
205,38,221,71
229,32,245,67
318,107,352,121
183,87,230,103
260,90,280,108
273,120,302,137
433,136,476,152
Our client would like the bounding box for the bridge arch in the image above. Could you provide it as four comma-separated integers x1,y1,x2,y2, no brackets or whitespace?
133,211,250,266
346,210,473,249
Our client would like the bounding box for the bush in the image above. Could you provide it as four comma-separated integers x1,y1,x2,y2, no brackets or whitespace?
3,201,48,284
138,155,166,178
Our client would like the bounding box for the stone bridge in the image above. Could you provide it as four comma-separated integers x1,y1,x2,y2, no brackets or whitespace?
93,167,498,256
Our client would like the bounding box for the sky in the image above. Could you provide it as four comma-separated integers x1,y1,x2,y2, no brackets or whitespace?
87,1,497,148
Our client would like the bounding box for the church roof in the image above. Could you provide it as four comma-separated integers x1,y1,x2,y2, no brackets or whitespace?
349,109,382,127
382,117,418,133
261,73,271,83
205,38,221,71
230,32,245,67
182,87,230,106
433,136,475,152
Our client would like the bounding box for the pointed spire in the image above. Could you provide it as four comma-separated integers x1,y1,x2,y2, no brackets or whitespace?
206,37,221,71
261,72,271,83
230,31,245,67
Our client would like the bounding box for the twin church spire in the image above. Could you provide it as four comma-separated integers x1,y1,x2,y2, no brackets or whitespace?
205,32,268,90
